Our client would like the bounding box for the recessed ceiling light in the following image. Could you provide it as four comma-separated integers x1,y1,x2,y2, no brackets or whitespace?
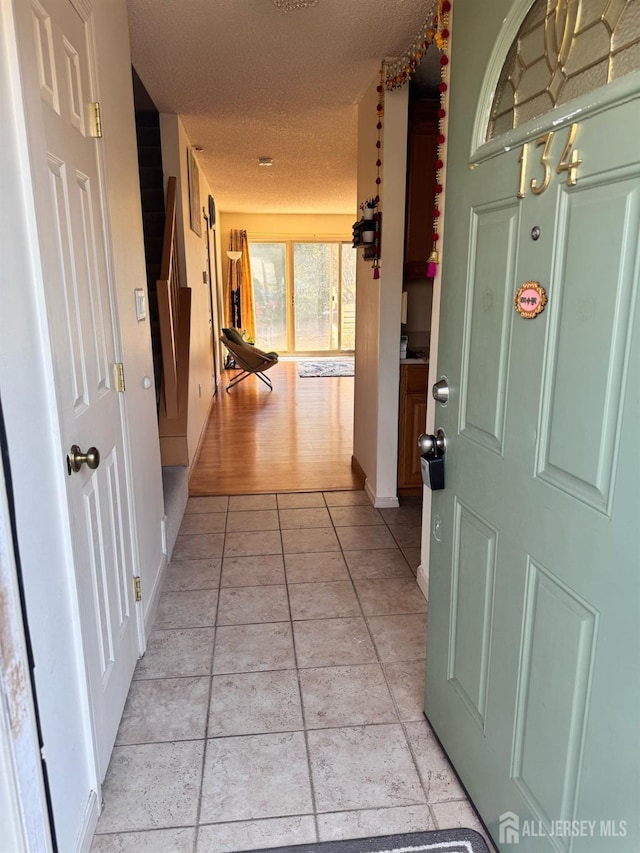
258,157,273,167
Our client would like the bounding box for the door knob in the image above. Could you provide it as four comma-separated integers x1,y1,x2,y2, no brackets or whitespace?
418,429,446,491
67,445,100,474
432,377,449,404
418,429,447,456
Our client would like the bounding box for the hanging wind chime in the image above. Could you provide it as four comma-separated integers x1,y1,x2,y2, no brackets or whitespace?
427,0,451,279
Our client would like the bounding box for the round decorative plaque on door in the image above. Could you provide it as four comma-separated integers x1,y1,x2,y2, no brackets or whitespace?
514,281,547,319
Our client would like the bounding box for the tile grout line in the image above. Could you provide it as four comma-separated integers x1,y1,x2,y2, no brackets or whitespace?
126,490,436,850
282,501,322,845
192,502,226,846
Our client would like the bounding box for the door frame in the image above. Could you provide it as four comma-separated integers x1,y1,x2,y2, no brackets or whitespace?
204,209,223,391
0,400,53,853
0,0,146,843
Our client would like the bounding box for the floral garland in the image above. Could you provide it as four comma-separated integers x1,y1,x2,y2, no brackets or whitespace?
427,0,451,279
384,17,433,90
383,0,449,91
369,1,451,281
371,68,384,280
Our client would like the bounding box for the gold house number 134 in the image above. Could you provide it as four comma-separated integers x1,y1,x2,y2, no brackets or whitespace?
517,123,582,199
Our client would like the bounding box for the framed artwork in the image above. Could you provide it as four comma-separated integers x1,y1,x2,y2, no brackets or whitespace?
188,147,201,237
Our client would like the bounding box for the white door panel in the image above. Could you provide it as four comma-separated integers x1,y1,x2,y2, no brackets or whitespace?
22,0,139,780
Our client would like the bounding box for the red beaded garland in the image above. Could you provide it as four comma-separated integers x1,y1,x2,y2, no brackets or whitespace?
428,0,451,278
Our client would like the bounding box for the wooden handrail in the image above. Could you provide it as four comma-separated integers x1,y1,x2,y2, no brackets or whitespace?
157,177,181,419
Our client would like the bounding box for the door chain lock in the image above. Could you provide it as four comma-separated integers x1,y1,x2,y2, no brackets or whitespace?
418,429,446,491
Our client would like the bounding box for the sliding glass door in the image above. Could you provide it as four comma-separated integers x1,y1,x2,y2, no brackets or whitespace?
249,240,356,355
249,243,287,352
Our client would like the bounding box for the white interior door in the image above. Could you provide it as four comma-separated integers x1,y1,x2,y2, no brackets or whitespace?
20,0,139,779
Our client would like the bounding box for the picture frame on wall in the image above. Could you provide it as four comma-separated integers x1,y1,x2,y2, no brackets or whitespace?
188,147,201,237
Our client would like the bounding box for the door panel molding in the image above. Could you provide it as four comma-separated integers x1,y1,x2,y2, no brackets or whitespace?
77,170,111,393
511,557,598,843
32,0,60,111
448,498,498,732
536,170,640,515
460,199,518,455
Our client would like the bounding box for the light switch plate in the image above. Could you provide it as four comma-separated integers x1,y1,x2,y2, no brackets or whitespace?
135,288,147,321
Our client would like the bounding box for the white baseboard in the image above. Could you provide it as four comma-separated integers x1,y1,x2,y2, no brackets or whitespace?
75,789,99,853
363,478,376,506
373,495,401,508
416,562,429,601
364,479,400,509
144,552,168,640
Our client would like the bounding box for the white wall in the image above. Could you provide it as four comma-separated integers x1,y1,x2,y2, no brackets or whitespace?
93,0,166,632
353,76,382,494
353,77,409,506
160,116,219,463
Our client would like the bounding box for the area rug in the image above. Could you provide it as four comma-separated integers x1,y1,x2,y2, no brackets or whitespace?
298,359,355,378
237,827,490,853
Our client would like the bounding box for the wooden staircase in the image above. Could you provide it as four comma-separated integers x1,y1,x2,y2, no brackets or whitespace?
157,176,192,466
134,108,165,406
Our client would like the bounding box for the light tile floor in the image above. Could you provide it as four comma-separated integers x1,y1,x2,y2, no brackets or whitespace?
91,491,492,853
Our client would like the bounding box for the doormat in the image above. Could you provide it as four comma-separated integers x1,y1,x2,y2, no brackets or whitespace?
298,359,354,378
237,828,490,853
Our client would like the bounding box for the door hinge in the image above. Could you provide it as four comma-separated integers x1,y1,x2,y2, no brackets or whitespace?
114,362,125,392
89,102,102,138
133,576,142,602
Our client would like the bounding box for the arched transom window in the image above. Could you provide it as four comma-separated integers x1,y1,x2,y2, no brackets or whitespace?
488,0,640,140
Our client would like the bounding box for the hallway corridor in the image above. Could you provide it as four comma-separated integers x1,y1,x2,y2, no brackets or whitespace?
91,490,488,852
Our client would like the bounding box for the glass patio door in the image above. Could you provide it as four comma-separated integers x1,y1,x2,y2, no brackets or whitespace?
249,242,288,353
249,241,356,354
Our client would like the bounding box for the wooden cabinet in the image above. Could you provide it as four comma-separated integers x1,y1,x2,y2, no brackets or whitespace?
404,99,439,279
398,362,429,494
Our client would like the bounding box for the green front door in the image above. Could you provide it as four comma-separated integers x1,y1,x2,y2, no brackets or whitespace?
426,2,640,850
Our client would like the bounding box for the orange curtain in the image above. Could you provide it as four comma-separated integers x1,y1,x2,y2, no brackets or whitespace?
224,229,256,342
239,231,256,342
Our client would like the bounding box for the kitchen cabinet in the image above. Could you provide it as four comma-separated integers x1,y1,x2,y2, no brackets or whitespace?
398,361,429,495
404,99,439,279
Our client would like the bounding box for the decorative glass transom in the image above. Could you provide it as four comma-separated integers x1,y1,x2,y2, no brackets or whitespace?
488,0,640,140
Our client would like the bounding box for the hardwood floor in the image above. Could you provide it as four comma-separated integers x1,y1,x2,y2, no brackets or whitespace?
189,360,362,495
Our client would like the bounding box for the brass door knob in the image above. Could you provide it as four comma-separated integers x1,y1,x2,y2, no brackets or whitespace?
67,445,101,474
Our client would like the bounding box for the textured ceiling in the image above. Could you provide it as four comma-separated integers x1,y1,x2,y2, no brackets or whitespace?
127,0,440,214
